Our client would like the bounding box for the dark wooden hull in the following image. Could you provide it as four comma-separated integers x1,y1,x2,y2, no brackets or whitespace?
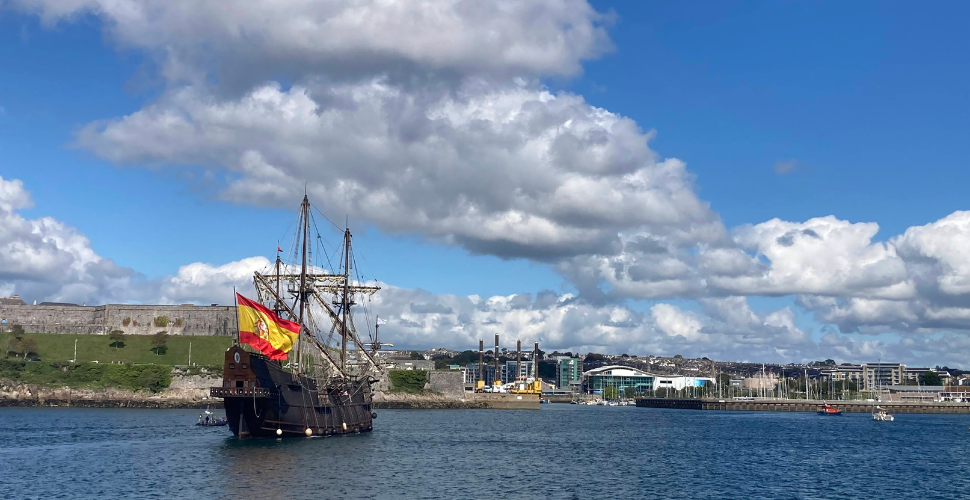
212,346,374,438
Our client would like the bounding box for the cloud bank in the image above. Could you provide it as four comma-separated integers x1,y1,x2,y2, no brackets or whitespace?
4,1,970,365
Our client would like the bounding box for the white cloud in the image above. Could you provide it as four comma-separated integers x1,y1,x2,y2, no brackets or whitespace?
6,174,970,364
0,176,268,305
76,81,722,260
14,0,612,86
893,211,970,296
715,216,913,299
10,1,970,365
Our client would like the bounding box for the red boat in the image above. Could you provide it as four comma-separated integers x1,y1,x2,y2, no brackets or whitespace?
816,403,843,416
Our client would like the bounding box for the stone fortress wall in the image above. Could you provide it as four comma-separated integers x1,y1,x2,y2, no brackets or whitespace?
0,303,238,336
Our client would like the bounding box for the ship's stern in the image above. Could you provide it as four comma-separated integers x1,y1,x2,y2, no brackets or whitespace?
210,346,274,437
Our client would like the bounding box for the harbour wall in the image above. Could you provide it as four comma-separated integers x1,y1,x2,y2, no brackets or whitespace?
0,304,237,336
636,398,970,414
428,371,464,398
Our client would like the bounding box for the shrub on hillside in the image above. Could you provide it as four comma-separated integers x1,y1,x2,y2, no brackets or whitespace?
1,360,173,392
101,364,172,392
109,330,126,349
5,336,38,360
151,331,169,355
388,369,429,394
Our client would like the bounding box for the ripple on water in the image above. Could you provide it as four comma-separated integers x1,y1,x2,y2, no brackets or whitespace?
0,406,968,499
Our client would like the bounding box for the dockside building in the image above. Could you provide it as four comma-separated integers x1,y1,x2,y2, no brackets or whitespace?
583,365,654,395
557,357,582,392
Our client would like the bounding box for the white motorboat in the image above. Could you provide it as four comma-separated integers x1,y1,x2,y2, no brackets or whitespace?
872,406,894,422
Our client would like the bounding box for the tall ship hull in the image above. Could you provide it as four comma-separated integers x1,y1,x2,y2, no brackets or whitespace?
212,346,374,438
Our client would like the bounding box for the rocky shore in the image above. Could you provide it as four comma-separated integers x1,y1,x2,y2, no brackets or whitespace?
0,375,223,409
0,381,495,410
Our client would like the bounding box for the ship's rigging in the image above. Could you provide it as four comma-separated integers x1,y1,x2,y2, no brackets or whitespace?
250,195,384,388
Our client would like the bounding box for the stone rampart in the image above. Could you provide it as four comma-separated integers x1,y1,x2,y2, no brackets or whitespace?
428,370,465,398
0,304,237,336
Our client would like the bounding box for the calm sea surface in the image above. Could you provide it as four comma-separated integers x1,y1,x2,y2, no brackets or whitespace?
0,405,968,499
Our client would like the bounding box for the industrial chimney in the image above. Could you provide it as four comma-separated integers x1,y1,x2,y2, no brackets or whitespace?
494,333,501,385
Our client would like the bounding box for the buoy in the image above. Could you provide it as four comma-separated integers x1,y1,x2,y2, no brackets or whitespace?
342,422,347,431
276,428,283,436
305,428,313,436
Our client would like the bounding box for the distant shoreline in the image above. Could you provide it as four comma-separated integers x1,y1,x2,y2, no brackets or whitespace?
0,399,490,410
0,398,221,409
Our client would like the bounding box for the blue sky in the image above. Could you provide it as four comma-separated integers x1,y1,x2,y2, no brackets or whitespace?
2,1,970,364
0,12,560,296
6,3,970,279
576,1,970,236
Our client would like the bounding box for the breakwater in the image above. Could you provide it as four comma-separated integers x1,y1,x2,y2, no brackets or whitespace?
636,397,970,414
374,392,540,409
373,400,488,409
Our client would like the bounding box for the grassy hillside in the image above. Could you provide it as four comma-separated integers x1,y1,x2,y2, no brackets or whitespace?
0,332,232,366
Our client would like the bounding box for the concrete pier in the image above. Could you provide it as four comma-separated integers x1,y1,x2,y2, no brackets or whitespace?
470,393,541,409
635,398,970,414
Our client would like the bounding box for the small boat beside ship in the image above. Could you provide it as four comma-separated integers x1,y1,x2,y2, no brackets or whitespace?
197,409,228,426
817,403,843,416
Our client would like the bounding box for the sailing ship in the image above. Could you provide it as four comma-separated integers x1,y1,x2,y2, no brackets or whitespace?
871,369,894,421
211,195,385,438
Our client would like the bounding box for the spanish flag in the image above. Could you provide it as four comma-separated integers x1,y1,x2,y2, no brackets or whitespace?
236,293,300,360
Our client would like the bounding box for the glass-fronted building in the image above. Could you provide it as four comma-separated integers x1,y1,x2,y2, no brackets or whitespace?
505,360,535,383
557,357,583,391
583,365,654,395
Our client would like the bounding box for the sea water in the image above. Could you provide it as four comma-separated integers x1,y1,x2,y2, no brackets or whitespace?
0,405,968,499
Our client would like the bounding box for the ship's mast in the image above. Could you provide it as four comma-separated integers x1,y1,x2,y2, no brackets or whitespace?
253,197,384,380
274,252,283,316
296,195,310,375
340,227,351,370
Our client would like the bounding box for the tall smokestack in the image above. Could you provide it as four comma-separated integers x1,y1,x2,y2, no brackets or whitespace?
534,342,539,382
494,333,500,385
478,339,484,384
516,339,522,382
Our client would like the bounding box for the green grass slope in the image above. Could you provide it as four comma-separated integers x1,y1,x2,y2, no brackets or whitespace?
0,332,232,366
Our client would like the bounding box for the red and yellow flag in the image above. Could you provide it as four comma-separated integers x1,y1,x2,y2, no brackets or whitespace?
236,293,300,360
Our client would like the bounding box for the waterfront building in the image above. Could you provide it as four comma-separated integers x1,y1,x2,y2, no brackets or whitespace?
506,360,535,382
900,367,951,385
820,365,864,387
556,357,582,392
939,386,970,402
742,374,779,392
0,295,27,306
887,385,945,402
654,376,716,392
462,364,507,386
383,359,435,371
853,363,951,390
863,363,904,388
584,365,654,396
